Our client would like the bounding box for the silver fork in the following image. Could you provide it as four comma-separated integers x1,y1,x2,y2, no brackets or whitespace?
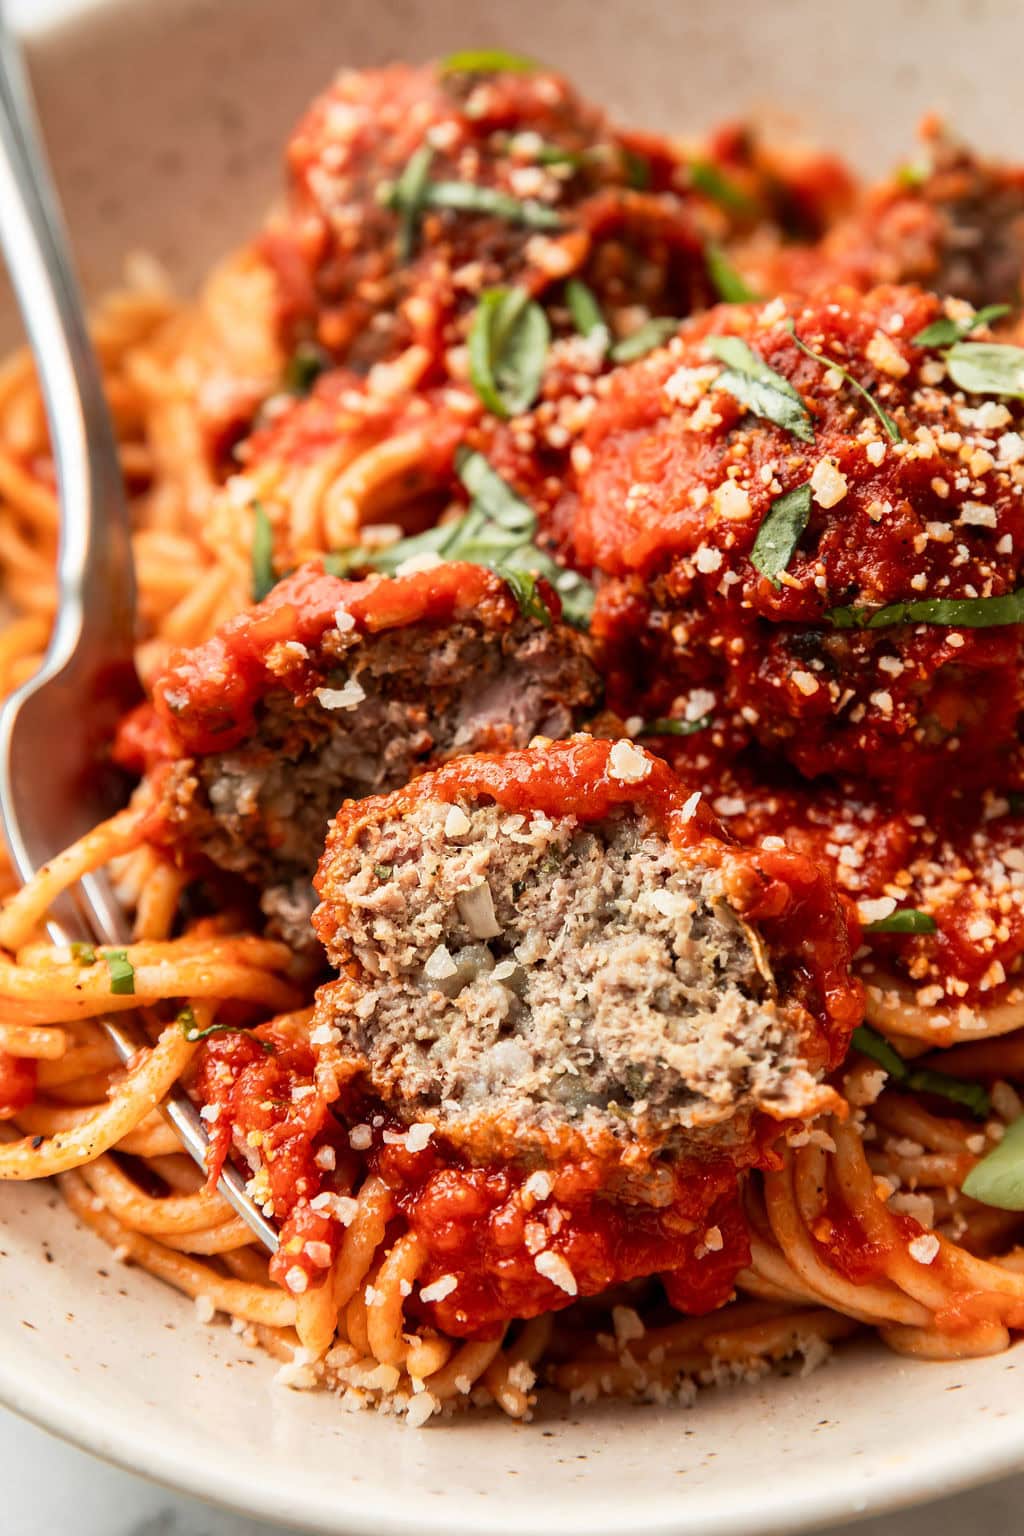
0,18,277,1253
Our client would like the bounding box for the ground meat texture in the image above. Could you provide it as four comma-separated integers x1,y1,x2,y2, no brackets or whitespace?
258,62,714,372
566,284,1024,800
311,736,862,1164
120,563,598,946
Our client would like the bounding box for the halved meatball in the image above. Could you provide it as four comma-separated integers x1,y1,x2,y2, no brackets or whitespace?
118,562,599,946
311,735,861,1162
567,284,1024,798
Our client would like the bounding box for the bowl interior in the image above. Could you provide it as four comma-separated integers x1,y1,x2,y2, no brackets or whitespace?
3,1,1024,1532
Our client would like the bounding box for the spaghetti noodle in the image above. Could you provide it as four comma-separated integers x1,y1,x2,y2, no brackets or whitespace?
1,56,1024,1425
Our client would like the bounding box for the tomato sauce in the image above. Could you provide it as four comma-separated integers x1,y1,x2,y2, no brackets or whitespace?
0,1052,35,1119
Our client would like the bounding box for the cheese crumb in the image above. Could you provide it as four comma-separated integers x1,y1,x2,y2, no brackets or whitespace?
444,805,472,838
608,740,652,783
420,1273,459,1304
810,458,848,508
908,1234,940,1266
315,679,366,711
534,1250,578,1296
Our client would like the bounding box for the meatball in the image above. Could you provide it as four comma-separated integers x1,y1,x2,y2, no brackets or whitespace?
311,735,860,1162
118,562,599,946
259,61,713,370
745,125,1024,308
569,284,1024,797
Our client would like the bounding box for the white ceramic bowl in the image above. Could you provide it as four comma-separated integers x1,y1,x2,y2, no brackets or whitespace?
3,2,1024,1531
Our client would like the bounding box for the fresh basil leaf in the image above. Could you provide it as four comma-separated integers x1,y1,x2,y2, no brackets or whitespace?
962,1115,1024,1208
103,949,135,996
439,48,538,74
610,317,680,364
496,565,553,626
565,277,608,352
852,1024,989,1118
706,243,759,303
750,483,811,586
546,563,596,630
690,161,755,214
863,908,937,934
786,320,901,441
621,147,651,190
911,304,1011,350
851,1024,908,1079
468,287,549,417
636,715,711,737
179,1008,275,1054
423,180,562,229
385,144,435,262
947,341,1024,400
69,941,97,966
282,343,329,395
373,864,394,883
709,334,815,443
251,502,276,603
827,588,1024,630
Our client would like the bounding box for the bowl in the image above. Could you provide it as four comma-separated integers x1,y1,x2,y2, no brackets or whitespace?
2,1,1023,1531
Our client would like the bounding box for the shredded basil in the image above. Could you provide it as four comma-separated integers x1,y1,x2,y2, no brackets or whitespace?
282,342,329,395
750,483,811,586
387,144,435,263
621,147,651,190
863,908,937,935
468,287,549,417
610,317,680,364
421,180,562,229
565,277,609,353
706,243,759,303
911,304,1011,350
636,715,711,737
690,161,755,214
103,949,135,997
250,502,277,603
439,48,538,74
827,588,1024,630
178,1008,275,1054
946,341,1024,400
709,334,815,443
786,320,901,441
69,941,96,966
328,450,594,629
373,864,394,883
962,1115,1024,1208
852,1024,990,1119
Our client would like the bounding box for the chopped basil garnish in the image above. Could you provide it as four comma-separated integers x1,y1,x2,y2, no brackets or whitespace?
786,320,901,441
690,161,755,214
863,908,937,934
565,277,609,353
282,342,329,395
178,1007,274,1054
388,144,435,263
706,243,759,303
709,334,815,443
103,950,135,997
329,450,594,629
422,180,562,228
750,483,811,586
962,1115,1024,1208
69,941,96,966
251,502,276,603
911,304,1011,350
636,715,710,737
439,48,537,74
827,588,1024,630
468,287,549,417
610,317,680,364
373,864,394,883
852,1024,990,1119
946,341,1024,400
621,147,651,191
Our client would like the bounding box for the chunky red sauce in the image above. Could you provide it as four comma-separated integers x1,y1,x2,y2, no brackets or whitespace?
0,1052,35,1118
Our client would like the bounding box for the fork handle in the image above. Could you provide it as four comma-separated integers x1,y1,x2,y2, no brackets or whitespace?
0,15,135,653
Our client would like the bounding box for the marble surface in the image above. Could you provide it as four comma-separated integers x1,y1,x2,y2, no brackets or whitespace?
1,1404,1019,1536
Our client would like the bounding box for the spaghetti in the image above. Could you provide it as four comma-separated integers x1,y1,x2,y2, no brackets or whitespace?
1,56,1024,1425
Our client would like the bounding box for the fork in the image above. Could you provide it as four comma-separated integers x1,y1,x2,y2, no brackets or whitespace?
0,17,277,1253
